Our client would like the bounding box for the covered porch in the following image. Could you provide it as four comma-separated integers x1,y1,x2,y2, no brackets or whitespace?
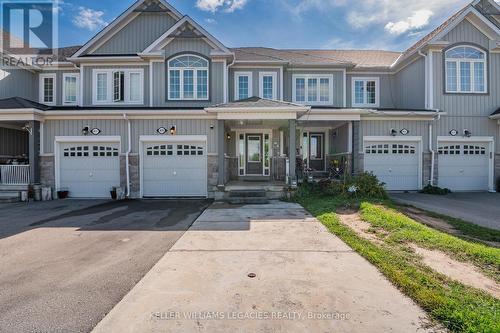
0,99,44,191
206,98,359,196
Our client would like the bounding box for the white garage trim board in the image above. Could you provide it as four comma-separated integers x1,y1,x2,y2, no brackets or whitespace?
437,136,495,192
139,135,208,198
363,136,423,191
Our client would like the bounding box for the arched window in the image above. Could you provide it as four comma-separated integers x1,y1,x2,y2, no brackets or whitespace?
167,54,209,100
445,45,487,93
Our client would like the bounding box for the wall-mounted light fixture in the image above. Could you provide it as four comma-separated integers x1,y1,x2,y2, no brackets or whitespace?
226,133,231,141
390,129,397,137
463,129,472,138
210,124,214,130
22,123,33,135
170,125,177,135
82,126,90,136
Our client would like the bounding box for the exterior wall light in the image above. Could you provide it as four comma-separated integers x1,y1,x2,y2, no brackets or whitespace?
226,133,231,141
170,125,177,135
463,129,472,138
22,123,33,135
82,126,90,136
390,129,397,136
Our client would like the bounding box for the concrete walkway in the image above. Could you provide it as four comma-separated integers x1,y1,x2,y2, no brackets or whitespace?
93,201,435,333
391,192,500,230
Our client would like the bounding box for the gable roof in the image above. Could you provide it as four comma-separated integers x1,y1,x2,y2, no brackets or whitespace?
398,0,500,65
71,0,182,58
142,15,232,55
491,107,500,117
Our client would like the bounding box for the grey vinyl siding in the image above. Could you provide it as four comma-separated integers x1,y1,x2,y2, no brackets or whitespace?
441,19,490,49
283,69,343,107
0,127,28,157
37,70,80,106
229,68,282,101
151,38,224,107
91,12,177,55
0,68,37,100
360,120,431,150
393,58,426,110
43,119,218,154
346,74,395,108
434,117,499,152
163,38,213,58
330,123,350,154
432,50,500,117
82,65,149,107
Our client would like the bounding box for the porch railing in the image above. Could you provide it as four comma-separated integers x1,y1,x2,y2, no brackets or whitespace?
0,165,30,185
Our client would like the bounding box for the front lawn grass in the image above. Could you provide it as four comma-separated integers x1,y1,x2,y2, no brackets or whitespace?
295,192,500,333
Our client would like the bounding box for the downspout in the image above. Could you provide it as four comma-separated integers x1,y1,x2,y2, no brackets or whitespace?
123,114,131,198
428,112,441,187
226,53,236,103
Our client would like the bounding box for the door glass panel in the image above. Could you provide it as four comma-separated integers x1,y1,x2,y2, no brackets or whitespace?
310,135,322,159
247,136,261,162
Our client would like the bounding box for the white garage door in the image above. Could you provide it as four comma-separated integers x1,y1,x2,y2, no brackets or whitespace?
142,141,207,197
364,141,420,191
438,142,490,191
59,142,120,198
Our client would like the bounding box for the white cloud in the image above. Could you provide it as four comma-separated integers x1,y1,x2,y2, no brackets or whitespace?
196,0,248,13
72,7,108,31
205,18,217,24
385,9,433,35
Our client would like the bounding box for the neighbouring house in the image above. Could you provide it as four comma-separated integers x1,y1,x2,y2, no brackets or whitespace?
0,0,499,200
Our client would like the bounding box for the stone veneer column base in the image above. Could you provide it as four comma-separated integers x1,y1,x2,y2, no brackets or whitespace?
40,155,55,189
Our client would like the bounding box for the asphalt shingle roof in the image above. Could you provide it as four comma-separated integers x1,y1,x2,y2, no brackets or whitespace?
0,97,51,110
210,96,307,109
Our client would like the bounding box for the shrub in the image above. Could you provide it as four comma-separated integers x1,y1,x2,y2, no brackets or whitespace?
324,172,387,199
419,184,451,195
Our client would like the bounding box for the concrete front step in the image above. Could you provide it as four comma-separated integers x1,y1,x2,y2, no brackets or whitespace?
227,197,269,205
228,189,266,198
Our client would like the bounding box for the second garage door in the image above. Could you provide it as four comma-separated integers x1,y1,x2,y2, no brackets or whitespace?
437,142,490,191
142,140,207,197
363,140,420,191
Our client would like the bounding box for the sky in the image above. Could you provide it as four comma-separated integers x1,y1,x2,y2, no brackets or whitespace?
53,0,492,51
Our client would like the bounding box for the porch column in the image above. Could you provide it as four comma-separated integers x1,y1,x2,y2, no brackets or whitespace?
288,119,296,185
217,119,225,187
28,120,40,184
351,120,360,175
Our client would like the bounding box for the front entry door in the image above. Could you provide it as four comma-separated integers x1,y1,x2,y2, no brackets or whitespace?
246,134,263,175
308,133,325,171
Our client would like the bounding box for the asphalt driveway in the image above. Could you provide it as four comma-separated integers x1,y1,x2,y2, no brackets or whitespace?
391,192,500,230
93,201,435,333
0,199,210,333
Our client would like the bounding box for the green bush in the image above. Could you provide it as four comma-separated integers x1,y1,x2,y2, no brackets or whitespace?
324,172,387,199
419,184,451,195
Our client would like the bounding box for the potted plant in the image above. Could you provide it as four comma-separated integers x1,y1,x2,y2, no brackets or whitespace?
57,188,69,199
110,187,118,200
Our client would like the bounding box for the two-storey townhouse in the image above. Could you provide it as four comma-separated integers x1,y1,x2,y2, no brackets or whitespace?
0,0,499,200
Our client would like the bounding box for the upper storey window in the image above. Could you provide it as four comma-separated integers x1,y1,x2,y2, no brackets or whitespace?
234,72,252,100
292,74,333,105
39,74,56,105
168,55,209,100
352,77,379,108
259,72,277,100
445,46,487,93
92,69,144,105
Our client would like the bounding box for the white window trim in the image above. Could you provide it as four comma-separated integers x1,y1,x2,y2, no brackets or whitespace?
444,45,487,94
259,72,277,100
92,69,144,105
167,55,210,101
62,73,80,106
351,77,380,108
39,73,56,105
292,74,333,105
234,71,253,101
